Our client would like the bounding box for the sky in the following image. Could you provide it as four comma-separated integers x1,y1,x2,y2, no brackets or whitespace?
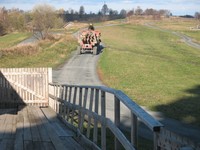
0,0,199,16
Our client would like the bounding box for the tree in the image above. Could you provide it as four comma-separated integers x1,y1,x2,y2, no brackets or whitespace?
101,3,109,15
8,10,25,31
127,10,134,17
194,12,200,20
0,7,8,35
79,6,85,15
120,9,127,17
32,4,57,39
144,8,156,15
158,9,171,17
135,6,143,15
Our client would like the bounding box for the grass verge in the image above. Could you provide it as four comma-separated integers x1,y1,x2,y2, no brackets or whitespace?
0,32,31,48
154,18,200,44
0,33,77,68
98,24,200,127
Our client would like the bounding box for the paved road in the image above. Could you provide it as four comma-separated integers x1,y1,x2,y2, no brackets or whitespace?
53,50,102,85
52,48,200,144
52,25,200,144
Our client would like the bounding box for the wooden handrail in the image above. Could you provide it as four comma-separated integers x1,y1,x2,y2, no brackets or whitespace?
48,83,163,150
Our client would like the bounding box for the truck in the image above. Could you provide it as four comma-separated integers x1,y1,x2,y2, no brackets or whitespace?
77,29,101,55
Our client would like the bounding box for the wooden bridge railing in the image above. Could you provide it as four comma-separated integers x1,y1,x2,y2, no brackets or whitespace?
48,83,163,150
0,68,52,107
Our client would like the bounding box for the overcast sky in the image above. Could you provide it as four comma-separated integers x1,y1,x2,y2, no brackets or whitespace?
0,0,199,16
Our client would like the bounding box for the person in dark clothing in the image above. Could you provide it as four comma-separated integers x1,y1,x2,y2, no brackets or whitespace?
88,23,95,30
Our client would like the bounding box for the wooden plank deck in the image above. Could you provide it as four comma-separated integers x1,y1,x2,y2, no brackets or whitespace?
0,106,84,150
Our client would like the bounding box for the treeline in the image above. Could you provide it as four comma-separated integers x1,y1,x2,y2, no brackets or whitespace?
0,5,64,36
1,3,200,37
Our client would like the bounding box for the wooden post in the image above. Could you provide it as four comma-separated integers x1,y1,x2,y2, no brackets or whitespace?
66,87,72,121
87,88,94,138
78,88,83,130
71,87,77,124
93,89,99,144
101,90,106,150
131,112,138,149
64,86,68,120
114,96,120,150
154,131,160,150
80,88,88,133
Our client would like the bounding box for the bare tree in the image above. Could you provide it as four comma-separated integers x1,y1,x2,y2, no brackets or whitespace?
195,12,200,28
101,3,109,15
120,9,127,17
79,6,85,15
127,10,134,17
79,6,85,18
194,12,200,20
109,9,118,15
135,6,143,15
0,7,8,35
144,8,156,15
159,9,171,17
32,4,57,40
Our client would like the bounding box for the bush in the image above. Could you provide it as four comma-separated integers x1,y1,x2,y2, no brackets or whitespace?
0,21,6,36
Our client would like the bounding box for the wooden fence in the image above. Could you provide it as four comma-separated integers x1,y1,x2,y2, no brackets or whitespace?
49,83,200,150
48,83,164,150
0,68,52,107
0,68,199,149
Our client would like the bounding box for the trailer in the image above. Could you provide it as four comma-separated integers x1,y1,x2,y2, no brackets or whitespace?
77,29,101,55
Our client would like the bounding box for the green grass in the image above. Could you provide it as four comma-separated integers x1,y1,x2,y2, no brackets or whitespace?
0,35,77,68
98,24,200,127
155,18,200,43
0,32,31,48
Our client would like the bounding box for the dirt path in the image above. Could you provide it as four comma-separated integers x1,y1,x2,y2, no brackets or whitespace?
145,23,200,49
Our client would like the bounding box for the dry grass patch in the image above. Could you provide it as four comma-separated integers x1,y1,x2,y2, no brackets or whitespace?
0,44,39,56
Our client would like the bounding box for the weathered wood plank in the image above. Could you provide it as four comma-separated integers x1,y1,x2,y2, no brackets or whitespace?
3,122,13,139
23,107,32,141
32,106,51,142
0,115,6,140
0,139,14,150
60,136,85,150
27,106,41,142
24,141,34,150
41,107,75,137
14,109,24,150
42,142,55,150
40,107,73,150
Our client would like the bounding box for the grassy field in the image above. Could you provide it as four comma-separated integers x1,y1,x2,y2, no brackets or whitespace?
0,32,31,48
154,18,200,43
0,32,77,68
98,24,200,127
